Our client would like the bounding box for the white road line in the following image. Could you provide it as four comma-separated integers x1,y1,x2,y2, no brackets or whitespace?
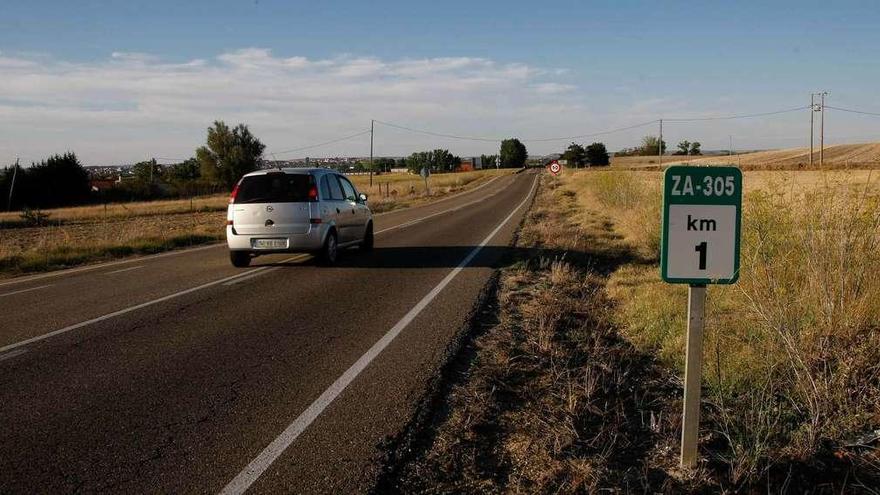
0,284,54,298
218,175,538,495
0,243,223,288
0,269,263,354
105,265,145,275
0,348,28,362
222,267,281,286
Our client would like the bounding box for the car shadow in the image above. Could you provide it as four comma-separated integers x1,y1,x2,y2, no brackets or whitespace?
262,245,648,272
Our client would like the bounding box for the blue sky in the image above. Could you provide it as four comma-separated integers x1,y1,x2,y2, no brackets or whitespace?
1,0,878,164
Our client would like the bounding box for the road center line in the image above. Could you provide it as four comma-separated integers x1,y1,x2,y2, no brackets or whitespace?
0,284,54,298
0,244,222,288
218,174,537,495
0,348,28,362
105,265,145,275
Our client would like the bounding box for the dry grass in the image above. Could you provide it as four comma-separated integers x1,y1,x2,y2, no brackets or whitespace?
0,169,509,277
352,168,512,213
612,143,880,171
385,168,880,493
570,168,880,489
611,154,706,169
383,177,690,493
687,142,880,170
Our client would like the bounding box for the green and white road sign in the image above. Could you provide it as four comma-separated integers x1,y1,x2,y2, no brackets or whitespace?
661,166,742,284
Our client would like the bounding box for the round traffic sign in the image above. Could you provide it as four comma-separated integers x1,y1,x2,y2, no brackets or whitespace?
549,162,561,175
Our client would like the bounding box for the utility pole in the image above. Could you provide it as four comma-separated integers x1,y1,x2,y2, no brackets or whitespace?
7,158,19,211
810,93,815,167
150,157,154,184
728,136,733,157
658,119,663,167
369,119,374,187
820,92,827,167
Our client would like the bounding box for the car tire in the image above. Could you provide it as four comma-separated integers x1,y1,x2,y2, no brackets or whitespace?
317,230,338,266
360,222,374,252
230,251,251,268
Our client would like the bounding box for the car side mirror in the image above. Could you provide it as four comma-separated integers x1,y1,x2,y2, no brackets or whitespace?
358,192,368,203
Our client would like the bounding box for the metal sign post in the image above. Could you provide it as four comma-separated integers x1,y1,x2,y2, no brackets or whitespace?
661,165,742,468
681,284,706,466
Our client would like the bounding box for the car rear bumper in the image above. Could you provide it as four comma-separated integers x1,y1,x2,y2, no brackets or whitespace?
226,225,326,253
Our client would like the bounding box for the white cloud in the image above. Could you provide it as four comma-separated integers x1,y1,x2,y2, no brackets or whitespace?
0,48,597,164
1,48,860,165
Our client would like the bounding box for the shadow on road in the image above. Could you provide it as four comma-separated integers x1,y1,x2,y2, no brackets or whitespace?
258,243,650,271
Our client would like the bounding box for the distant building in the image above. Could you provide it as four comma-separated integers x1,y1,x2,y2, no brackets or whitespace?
457,157,482,172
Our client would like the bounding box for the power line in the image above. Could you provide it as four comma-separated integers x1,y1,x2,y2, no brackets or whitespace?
271,129,372,156
825,105,880,117
663,106,809,122
525,119,660,142
375,105,810,144
373,120,501,142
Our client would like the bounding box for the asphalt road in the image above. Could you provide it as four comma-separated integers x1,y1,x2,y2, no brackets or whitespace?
0,170,538,494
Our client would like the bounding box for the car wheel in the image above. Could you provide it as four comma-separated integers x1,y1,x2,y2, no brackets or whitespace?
230,251,251,268
360,222,374,252
318,230,338,265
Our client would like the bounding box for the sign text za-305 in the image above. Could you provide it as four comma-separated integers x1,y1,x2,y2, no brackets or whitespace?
661,166,742,285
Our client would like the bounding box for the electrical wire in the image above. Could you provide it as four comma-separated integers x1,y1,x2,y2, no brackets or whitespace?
375,105,811,143
373,120,501,142
271,129,372,156
663,106,810,122
825,105,880,117
525,119,660,142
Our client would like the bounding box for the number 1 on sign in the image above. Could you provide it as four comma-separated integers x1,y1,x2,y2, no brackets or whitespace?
695,241,707,270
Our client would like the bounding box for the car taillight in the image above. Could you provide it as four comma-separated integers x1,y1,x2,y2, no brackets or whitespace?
309,218,322,224
226,220,234,226
229,183,240,204
308,185,318,201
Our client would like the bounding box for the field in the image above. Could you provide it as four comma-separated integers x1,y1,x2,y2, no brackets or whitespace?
0,169,511,277
573,168,880,487
612,142,880,171
387,168,880,492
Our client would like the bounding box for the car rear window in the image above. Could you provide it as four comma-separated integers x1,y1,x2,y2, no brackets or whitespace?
235,173,314,203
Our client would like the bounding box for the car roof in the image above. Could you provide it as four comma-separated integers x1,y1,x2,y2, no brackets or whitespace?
240,167,336,178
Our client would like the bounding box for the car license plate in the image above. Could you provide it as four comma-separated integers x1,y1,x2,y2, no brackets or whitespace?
252,238,288,249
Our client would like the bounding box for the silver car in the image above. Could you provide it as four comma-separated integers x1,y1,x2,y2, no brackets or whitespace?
226,168,373,267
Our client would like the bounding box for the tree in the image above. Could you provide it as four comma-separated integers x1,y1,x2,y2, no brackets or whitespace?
405,149,461,174
586,142,610,166
675,140,691,156
640,135,667,156
561,142,586,167
481,154,499,169
132,158,161,183
499,138,527,168
373,157,396,173
196,121,266,189
1,153,90,209
165,158,201,182
689,141,702,155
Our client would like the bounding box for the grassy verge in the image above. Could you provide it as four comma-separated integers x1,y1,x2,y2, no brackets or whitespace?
579,169,880,489
379,170,880,493
0,169,510,278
